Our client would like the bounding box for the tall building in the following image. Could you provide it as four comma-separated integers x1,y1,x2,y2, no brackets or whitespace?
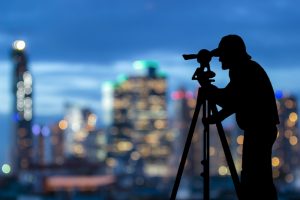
58,105,105,163
50,122,65,165
32,124,51,165
106,61,172,176
11,40,33,173
171,88,230,177
170,88,202,176
273,92,299,184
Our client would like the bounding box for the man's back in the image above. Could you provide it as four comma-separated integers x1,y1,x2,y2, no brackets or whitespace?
227,60,279,130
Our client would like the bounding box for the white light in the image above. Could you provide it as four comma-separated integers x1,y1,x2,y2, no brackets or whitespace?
23,72,32,86
2,164,11,174
24,110,32,121
13,40,26,51
24,97,32,108
17,81,24,89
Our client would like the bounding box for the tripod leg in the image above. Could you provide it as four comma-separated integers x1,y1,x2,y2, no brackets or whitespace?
202,100,210,200
170,93,203,200
210,104,242,200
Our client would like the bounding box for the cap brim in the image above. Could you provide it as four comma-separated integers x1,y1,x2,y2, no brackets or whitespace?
211,48,220,57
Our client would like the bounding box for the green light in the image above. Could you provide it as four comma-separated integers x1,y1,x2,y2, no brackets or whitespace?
158,71,167,78
2,164,11,174
117,74,128,83
133,60,159,70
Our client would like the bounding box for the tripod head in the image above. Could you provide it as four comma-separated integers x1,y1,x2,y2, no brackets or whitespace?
183,49,216,87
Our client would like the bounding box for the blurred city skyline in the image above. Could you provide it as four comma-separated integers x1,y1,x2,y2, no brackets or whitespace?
1,1,300,116
0,2,300,198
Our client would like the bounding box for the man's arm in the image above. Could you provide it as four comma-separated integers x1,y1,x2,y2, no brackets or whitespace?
203,107,234,124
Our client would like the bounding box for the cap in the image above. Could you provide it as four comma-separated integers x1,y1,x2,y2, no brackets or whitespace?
211,34,251,59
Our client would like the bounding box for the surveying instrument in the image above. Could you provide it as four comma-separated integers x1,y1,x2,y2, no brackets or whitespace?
170,49,241,200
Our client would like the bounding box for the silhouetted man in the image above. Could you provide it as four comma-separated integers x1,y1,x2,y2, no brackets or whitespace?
204,34,279,200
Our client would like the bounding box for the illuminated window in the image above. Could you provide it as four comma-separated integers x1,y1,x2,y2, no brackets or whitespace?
218,166,228,176
272,157,280,167
289,136,298,146
58,120,68,130
236,135,244,145
289,112,298,122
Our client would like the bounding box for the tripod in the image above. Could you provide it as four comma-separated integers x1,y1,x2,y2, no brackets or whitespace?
170,50,241,200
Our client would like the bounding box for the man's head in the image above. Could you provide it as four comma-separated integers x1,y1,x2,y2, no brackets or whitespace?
212,34,251,70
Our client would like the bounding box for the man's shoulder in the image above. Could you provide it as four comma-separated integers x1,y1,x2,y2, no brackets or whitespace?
246,60,266,73
246,59,261,67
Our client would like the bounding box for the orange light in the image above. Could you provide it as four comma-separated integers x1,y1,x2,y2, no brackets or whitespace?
289,112,298,122
236,135,244,145
58,120,68,130
289,136,298,146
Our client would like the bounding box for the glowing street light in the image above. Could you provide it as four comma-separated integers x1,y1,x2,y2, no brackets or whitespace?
13,40,26,51
2,164,11,174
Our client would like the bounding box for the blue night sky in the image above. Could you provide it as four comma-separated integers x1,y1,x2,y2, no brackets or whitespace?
0,0,300,164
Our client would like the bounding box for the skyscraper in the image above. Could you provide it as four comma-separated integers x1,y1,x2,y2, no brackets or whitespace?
106,61,172,176
273,92,299,184
171,88,230,177
60,105,101,162
11,40,33,173
50,122,65,165
170,88,202,176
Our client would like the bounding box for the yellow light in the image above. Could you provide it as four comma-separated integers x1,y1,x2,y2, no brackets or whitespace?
106,158,117,167
272,157,280,167
145,133,159,144
286,119,296,128
154,120,165,129
289,136,298,146
138,145,151,157
218,166,228,176
13,40,26,50
236,135,244,145
73,144,84,155
116,141,133,152
289,112,298,122
58,120,68,130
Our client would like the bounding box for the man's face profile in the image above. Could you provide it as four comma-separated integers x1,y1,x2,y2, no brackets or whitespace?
218,51,233,70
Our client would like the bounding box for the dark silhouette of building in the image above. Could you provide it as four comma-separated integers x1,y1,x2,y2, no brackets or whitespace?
11,40,33,173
